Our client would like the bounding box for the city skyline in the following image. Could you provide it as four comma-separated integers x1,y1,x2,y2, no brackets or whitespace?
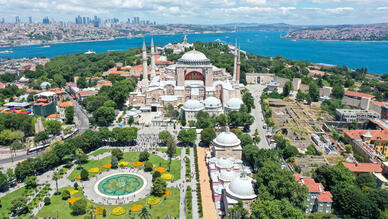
0,0,387,25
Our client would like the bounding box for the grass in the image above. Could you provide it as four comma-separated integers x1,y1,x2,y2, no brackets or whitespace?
68,152,181,181
37,187,180,219
0,186,28,217
89,149,112,157
156,147,182,157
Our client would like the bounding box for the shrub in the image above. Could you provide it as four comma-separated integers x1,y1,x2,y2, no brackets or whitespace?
103,208,106,217
73,182,79,190
80,169,88,180
71,198,87,215
111,206,126,216
144,162,153,171
44,197,51,205
152,171,161,182
147,197,161,205
139,151,149,161
62,190,71,200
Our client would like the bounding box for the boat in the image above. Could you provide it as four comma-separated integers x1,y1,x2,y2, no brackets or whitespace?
84,49,96,54
0,50,13,54
215,38,221,42
42,45,50,48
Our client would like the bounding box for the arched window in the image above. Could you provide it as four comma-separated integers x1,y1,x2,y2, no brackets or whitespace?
185,71,204,80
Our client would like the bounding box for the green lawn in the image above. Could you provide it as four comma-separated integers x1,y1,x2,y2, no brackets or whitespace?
37,187,180,219
0,186,28,217
89,149,112,157
68,152,181,181
156,147,182,157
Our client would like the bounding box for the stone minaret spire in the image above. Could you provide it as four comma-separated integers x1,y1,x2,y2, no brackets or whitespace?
142,38,148,84
150,37,156,79
232,39,238,82
236,44,241,84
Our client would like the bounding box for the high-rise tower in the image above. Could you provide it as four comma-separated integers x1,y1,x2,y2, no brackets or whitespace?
150,37,156,79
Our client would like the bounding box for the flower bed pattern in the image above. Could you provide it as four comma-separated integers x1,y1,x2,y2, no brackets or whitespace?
88,168,100,173
155,167,167,173
95,206,105,215
147,197,161,205
68,189,79,196
162,189,171,197
130,204,143,212
132,162,144,167
111,206,126,215
75,174,81,180
102,163,112,169
161,173,173,180
67,197,81,205
118,161,129,167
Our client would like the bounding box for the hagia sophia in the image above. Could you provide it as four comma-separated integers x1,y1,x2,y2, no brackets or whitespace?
128,36,245,120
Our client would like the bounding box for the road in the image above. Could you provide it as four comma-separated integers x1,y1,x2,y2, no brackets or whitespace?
246,84,271,149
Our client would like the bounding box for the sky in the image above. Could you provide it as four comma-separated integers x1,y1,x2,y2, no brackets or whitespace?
1,0,388,25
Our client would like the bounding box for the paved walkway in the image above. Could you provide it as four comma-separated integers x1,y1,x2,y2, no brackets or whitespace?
190,147,199,219
179,146,186,219
197,147,217,219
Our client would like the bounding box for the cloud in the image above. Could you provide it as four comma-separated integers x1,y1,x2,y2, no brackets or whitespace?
325,7,354,14
377,7,388,10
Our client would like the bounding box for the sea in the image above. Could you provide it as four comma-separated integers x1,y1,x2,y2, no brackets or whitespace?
0,31,387,74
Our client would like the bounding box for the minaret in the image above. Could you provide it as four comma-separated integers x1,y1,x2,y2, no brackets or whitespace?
236,44,241,84
142,38,148,85
150,37,156,79
232,40,238,82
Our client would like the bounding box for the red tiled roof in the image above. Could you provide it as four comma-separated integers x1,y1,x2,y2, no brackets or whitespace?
372,100,387,106
294,174,325,193
78,90,98,96
342,161,383,173
309,69,325,76
317,191,333,202
345,90,375,99
58,101,74,107
343,129,388,141
47,113,60,118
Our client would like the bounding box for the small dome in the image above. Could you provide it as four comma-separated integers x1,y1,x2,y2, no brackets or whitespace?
219,169,237,182
216,157,233,169
213,129,240,147
180,50,208,62
226,98,243,110
182,99,204,111
226,175,256,200
204,97,221,108
40,81,51,89
363,130,372,138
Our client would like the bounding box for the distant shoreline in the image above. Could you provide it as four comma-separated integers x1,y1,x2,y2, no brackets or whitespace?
282,37,388,43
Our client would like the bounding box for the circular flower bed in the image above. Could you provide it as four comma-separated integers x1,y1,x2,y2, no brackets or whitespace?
88,168,100,173
155,167,167,173
102,163,112,169
67,197,81,205
132,162,144,167
161,173,173,181
95,206,105,215
111,206,126,216
162,189,171,197
130,204,143,212
147,197,161,205
118,161,129,167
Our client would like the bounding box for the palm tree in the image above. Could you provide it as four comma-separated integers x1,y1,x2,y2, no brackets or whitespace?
52,171,60,194
138,207,151,219
87,204,96,219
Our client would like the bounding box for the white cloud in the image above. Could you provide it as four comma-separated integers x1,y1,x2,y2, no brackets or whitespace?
325,7,354,14
377,7,388,10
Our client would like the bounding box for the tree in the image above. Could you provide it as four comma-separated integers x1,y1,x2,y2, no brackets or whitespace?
75,148,88,165
242,89,255,113
216,114,228,126
159,131,172,144
283,81,292,97
152,171,161,182
44,120,62,134
250,198,304,219
65,106,74,124
139,150,149,162
10,197,28,214
0,172,8,191
177,129,197,146
308,83,320,102
228,200,248,219
93,106,115,126
24,176,37,189
166,136,177,158
356,173,377,191
296,89,305,101
111,148,123,160
128,116,134,126
87,204,96,219
282,145,299,160
111,156,118,169
52,171,60,194
103,100,117,109
71,198,87,215
242,144,259,170
152,177,167,196
77,77,87,89
332,84,345,99
34,131,49,143
80,168,89,180
6,168,15,186
139,207,151,219
239,134,253,147
44,197,51,205
144,162,153,171
200,128,216,145
312,164,355,191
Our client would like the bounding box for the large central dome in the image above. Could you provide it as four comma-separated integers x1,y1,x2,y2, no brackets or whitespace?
178,50,211,65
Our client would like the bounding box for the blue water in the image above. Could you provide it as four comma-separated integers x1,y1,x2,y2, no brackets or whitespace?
0,31,387,74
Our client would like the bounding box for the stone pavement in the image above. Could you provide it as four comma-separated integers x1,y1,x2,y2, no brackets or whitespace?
189,147,199,219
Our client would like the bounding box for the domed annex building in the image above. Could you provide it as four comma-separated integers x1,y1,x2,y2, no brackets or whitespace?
205,128,257,216
128,36,244,116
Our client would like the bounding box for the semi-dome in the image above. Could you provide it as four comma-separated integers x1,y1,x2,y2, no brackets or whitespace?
216,157,233,169
219,169,237,182
204,97,221,108
182,99,204,111
226,98,243,110
181,50,208,61
213,128,241,147
226,175,257,200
